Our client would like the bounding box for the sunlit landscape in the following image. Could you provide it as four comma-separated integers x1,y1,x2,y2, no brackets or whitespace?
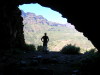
19,3,95,53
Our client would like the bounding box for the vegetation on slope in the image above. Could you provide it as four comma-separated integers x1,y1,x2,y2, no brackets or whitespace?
21,10,95,53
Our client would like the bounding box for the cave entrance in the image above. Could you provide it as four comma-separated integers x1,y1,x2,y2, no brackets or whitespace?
18,3,96,54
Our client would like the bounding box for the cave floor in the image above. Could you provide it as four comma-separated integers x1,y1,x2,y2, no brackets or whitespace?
0,51,86,75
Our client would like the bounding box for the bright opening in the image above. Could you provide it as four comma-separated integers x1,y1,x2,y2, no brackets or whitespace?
18,3,96,53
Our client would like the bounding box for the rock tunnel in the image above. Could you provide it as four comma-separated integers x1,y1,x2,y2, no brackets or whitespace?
0,0,99,52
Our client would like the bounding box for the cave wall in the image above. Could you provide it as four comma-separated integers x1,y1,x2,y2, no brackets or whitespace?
0,2,25,51
0,0,99,52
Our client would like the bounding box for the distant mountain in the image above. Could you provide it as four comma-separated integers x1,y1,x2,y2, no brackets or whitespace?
21,10,95,53
21,10,75,29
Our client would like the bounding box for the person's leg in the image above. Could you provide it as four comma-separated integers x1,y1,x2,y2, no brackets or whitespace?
43,43,48,51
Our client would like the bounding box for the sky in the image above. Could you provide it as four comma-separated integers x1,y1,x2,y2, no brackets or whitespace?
18,3,67,24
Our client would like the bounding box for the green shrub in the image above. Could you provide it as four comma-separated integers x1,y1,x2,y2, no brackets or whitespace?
60,44,80,54
75,49,100,74
25,44,36,51
37,45,44,51
84,48,97,55
80,48,99,63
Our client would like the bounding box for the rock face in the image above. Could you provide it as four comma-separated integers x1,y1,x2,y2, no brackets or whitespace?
0,2,25,51
0,0,99,52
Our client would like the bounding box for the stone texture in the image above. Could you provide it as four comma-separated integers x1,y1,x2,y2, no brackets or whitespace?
0,3,25,51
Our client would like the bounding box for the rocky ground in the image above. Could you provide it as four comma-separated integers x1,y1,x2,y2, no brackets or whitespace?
0,51,91,75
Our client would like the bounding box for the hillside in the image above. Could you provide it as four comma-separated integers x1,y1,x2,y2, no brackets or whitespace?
21,10,95,53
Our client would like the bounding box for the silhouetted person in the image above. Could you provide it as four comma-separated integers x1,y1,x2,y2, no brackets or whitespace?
41,33,49,52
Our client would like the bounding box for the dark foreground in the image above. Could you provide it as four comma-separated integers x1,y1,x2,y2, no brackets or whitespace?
0,51,100,75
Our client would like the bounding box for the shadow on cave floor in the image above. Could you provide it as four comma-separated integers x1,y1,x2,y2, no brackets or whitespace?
0,50,100,75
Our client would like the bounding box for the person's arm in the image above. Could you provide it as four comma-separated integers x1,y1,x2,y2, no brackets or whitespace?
47,37,49,42
41,37,43,42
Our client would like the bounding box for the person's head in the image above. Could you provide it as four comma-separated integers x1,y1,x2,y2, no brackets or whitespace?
44,33,47,36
